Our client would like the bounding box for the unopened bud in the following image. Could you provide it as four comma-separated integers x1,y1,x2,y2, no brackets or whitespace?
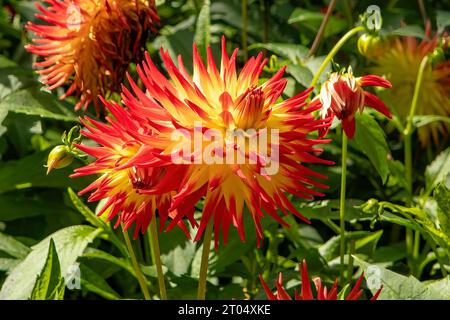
46,145,74,175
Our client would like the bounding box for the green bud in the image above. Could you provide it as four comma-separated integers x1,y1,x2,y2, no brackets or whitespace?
46,145,74,175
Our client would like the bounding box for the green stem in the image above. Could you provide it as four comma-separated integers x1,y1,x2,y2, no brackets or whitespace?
242,0,248,61
403,56,428,268
309,26,364,89
339,131,348,284
347,240,355,285
197,220,214,300
148,218,167,300
123,228,151,300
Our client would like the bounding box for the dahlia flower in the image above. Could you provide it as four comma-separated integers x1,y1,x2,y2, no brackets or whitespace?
315,69,392,139
371,23,450,145
259,260,382,300
25,0,159,113
116,37,333,247
71,98,195,238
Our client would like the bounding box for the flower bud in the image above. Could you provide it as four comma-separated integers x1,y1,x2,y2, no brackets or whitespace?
46,145,74,175
358,33,384,60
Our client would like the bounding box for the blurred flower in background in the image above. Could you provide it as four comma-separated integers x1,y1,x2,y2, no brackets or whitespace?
371,23,450,145
259,260,382,300
25,0,159,113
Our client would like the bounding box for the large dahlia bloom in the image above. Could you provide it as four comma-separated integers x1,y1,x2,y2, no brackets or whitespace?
372,24,450,145
118,38,333,247
259,260,382,300
25,0,159,113
315,69,392,139
71,98,195,238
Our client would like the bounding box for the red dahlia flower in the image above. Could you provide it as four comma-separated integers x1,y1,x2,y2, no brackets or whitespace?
71,99,196,238
25,0,159,113
115,37,333,247
259,260,382,300
315,69,392,139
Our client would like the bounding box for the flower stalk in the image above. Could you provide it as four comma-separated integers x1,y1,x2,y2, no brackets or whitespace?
123,227,151,300
339,131,348,284
197,220,214,300
148,218,167,300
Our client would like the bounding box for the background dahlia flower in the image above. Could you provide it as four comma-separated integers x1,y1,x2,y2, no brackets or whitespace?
71,98,196,238
315,69,392,139
371,23,450,145
259,260,382,300
113,38,333,248
25,0,159,113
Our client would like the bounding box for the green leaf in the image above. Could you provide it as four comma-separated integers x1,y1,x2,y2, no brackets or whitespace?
425,276,450,299
0,68,36,100
0,258,20,272
0,232,30,259
288,8,346,37
293,199,366,221
353,113,391,183
82,248,134,276
159,227,196,276
30,239,64,300
0,87,78,130
434,183,450,234
249,43,308,64
79,264,121,300
389,25,426,39
194,0,210,59
318,231,383,261
355,257,446,299
413,115,450,128
425,147,450,193
0,225,101,299
0,191,68,221
0,150,92,193
68,188,105,229
436,10,450,34
286,65,313,88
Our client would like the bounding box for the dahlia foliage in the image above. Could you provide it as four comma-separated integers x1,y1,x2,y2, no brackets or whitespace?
259,260,382,300
73,38,334,246
26,0,159,112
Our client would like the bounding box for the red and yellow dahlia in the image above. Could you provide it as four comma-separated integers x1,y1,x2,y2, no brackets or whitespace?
372,23,450,145
71,98,195,238
116,38,333,247
315,69,392,139
259,260,382,300
25,0,159,113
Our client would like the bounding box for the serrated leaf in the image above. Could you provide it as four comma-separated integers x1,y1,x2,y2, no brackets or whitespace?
390,25,426,38
293,199,366,221
355,257,445,299
0,225,101,299
0,87,78,126
436,10,450,34
353,113,390,184
286,64,313,88
413,115,450,128
31,239,64,300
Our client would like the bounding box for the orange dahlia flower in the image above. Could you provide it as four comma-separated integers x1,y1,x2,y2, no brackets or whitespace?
25,0,159,113
259,260,382,300
372,23,450,145
71,98,196,238
116,38,333,247
315,69,392,139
